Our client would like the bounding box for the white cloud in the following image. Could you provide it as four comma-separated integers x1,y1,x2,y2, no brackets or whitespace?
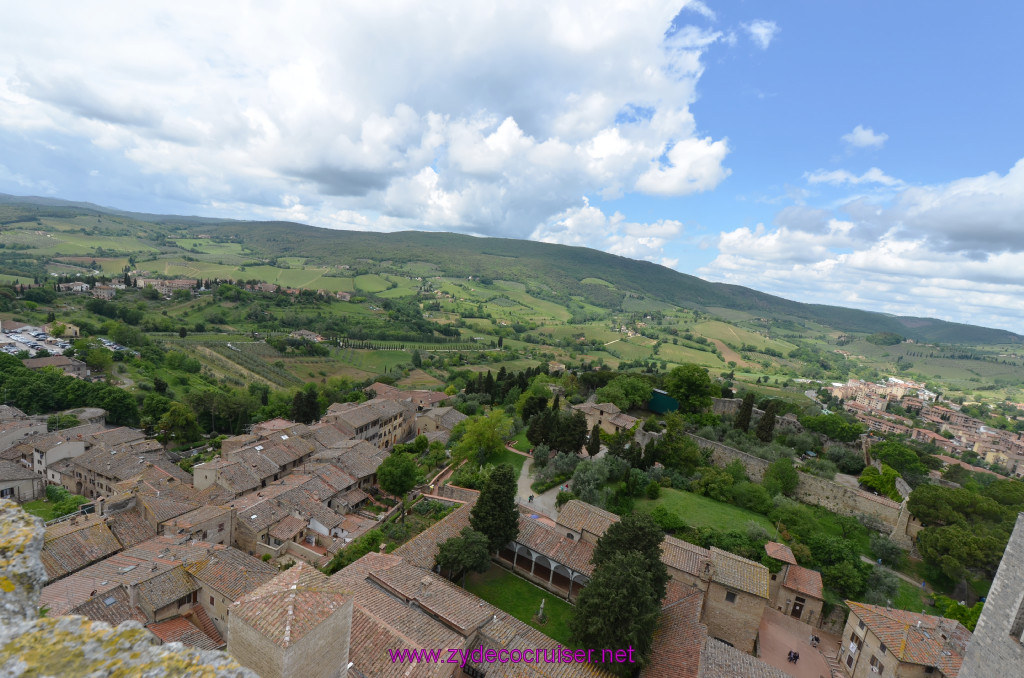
0,2,730,244
701,158,1024,333
635,136,731,195
531,199,684,268
842,125,888,148
805,167,903,187
744,20,779,49
685,1,716,20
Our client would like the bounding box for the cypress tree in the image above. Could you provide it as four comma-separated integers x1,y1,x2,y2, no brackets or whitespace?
734,392,755,432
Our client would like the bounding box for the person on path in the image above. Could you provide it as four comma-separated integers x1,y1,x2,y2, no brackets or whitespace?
787,651,794,663
793,652,799,664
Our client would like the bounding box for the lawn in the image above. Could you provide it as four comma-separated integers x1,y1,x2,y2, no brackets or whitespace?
465,566,575,647
22,499,59,521
508,429,532,453
490,446,528,477
893,580,938,615
637,487,778,537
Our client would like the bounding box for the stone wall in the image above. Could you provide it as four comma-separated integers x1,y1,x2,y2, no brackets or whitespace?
702,581,766,654
960,512,1024,677
687,434,914,545
0,499,256,677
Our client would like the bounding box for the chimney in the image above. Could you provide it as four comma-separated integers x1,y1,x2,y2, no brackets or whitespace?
379,543,387,554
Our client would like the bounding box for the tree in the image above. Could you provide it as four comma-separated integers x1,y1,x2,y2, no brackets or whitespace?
664,364,717,414
859,464,902,502
411,349,422,367
470,463,519,552
153,376,168,395
289,384,321,424
592,511,669,603
571,460,609,505
763,457,798,497
595,375,653,411
571,551,662,675
435,527,491,586
734,393,755,432
755,400,778,442
178,326,188,338
158,402,201,445
377,452,420,524
454,409,513,466
586,424,601,457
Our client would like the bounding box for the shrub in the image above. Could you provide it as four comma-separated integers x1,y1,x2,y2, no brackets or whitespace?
645,480,661,500
555,490,576,509
261,554,272,562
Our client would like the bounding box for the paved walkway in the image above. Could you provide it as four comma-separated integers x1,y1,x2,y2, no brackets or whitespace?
758,608,839,678
515,457,560,519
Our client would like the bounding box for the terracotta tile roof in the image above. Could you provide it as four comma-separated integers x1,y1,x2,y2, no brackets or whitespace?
472,613,615,678
698,637,789,677
709,547,770,599
68,585,147,626
556,500,619,538
147,610,225,650
232,562,352,648
783,564,823,600
88,427,147,447
764,541,797,565
183,548,279,600
105,507,157,548
369,559,496,635
515,514,596,576
846,602,971,675
302,462,357,492
269,515,307,541
661,536,711,578
42,516,123,580
161,505,233,532
339,485,368,507
325,399,409,430
333,553,462,678
136,564,199,610
641,589,706,678
138,494,200,524
0,458,38,481
392,499,476,570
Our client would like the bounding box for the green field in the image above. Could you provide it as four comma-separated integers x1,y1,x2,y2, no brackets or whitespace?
637,488,779,536
465,567,575,647
22,499,59,521
490,447,528,477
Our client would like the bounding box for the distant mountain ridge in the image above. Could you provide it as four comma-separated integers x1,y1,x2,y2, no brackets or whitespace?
0,193,1018,345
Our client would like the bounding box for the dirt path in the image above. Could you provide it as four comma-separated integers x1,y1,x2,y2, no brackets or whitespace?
709,338,753,368
859,556,932,592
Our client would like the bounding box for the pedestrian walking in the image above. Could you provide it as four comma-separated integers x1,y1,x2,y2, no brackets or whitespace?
793,652,800,664
787,651,794,663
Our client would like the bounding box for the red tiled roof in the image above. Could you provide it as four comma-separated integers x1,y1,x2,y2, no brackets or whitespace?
515,514,596,576
147,610,225,650
782,564,823,600
846,602,971,676
232,562,352,648
269,515,307,541
764,542,797,565
641,589,706,678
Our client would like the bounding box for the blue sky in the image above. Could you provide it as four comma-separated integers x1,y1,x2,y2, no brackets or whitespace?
2,2,1024,332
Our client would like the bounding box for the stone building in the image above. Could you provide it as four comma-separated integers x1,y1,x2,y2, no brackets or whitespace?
573,401,639,435
556,500,770,654
0,459,44,502
838,601,970,677
229,562,353,678
321,399,414,449
21,355,90,379
959,512,1024,677
763,542,825,625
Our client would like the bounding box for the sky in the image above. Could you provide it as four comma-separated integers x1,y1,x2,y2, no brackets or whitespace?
2,2,1024,333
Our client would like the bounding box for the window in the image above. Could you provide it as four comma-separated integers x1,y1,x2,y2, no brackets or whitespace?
771,574,777,581
879,642,887,655
847,655,854,668
725,591,737,603
858,619,866,630
869,655,885,675
0,487,13,499
218,523,224,532
925,668,936,674
210,596,214,606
